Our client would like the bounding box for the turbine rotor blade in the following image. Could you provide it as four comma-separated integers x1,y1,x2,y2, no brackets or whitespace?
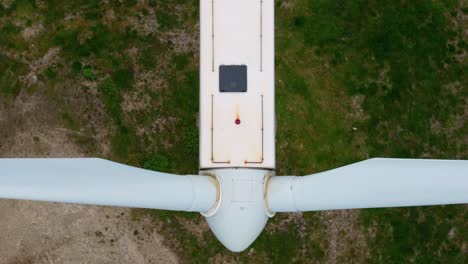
267,158,468,212
0,158,218,212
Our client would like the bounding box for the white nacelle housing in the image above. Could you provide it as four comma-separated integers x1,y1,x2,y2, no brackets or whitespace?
199,0,275,169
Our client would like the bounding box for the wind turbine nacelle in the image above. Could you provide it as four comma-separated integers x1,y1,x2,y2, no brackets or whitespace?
199,0,276,170
198,0,276,251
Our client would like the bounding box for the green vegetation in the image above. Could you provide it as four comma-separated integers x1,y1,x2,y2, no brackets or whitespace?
143,155,170,172
97,77,136,160
275,1,467,263
61,112,80,131
112,68,134,90
0,55,27,96
70,61,82,75
82,65,97,80
0,0,466,263
361,205,467,263
0,21,25,49
98,78,122,121
45,67,57,80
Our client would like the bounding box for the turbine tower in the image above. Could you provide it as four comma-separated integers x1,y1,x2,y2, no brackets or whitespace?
1,0,467,252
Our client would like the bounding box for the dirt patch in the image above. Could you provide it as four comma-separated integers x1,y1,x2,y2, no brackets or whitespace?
177,217,210,241
61,81,113,156
18,47,61,88
0,89,179,264
122,89,152,113
429,96,468,159
135,70,168,92
266,212,307,235
161,29,198,54
103,9,117,24
135,116,177,150
30,47,61,72
0,202,179,264
348,95,369,122
0,90,61,155
129,14,159,36
208,253,238,264
21,23,45,40
319,210,369,264
280,0,295,9
1,0,13,9
2,128,84,158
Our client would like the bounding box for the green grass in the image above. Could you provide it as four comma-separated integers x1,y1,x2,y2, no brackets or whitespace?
0,21,27,50
54,24,117,58
1,0,466,263
112,67,134,90
82,65,97,80
0,55,28,96
361,205,467,263
97,77,138,160
70,61,82,75
45,67,57,80
275,1,467,263
61,112,80,130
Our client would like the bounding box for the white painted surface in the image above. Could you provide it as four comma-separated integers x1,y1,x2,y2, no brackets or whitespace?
199,0,275,169
203,169,271,252
267,158,468,212
0,158,218,212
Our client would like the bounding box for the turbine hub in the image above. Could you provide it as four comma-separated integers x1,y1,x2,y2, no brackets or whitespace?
201,168,274,252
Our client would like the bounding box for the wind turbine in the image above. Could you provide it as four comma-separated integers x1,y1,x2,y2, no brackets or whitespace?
1,0,467,253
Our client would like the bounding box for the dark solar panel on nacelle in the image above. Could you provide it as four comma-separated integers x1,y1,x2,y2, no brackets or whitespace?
219,65,247,92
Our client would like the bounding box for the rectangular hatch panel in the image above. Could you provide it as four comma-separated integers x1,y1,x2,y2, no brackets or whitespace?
219,65,248,92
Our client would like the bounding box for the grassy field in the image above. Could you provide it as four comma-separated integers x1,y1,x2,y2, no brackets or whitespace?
0,0,467,263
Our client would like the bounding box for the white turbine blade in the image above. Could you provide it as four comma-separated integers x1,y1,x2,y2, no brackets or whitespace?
267,158,468,212
0,158,218,212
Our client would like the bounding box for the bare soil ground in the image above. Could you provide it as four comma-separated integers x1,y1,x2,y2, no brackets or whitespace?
0,93,178,264
0,202,178,264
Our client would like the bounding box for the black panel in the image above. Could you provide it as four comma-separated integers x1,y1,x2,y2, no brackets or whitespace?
219,65,247,92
